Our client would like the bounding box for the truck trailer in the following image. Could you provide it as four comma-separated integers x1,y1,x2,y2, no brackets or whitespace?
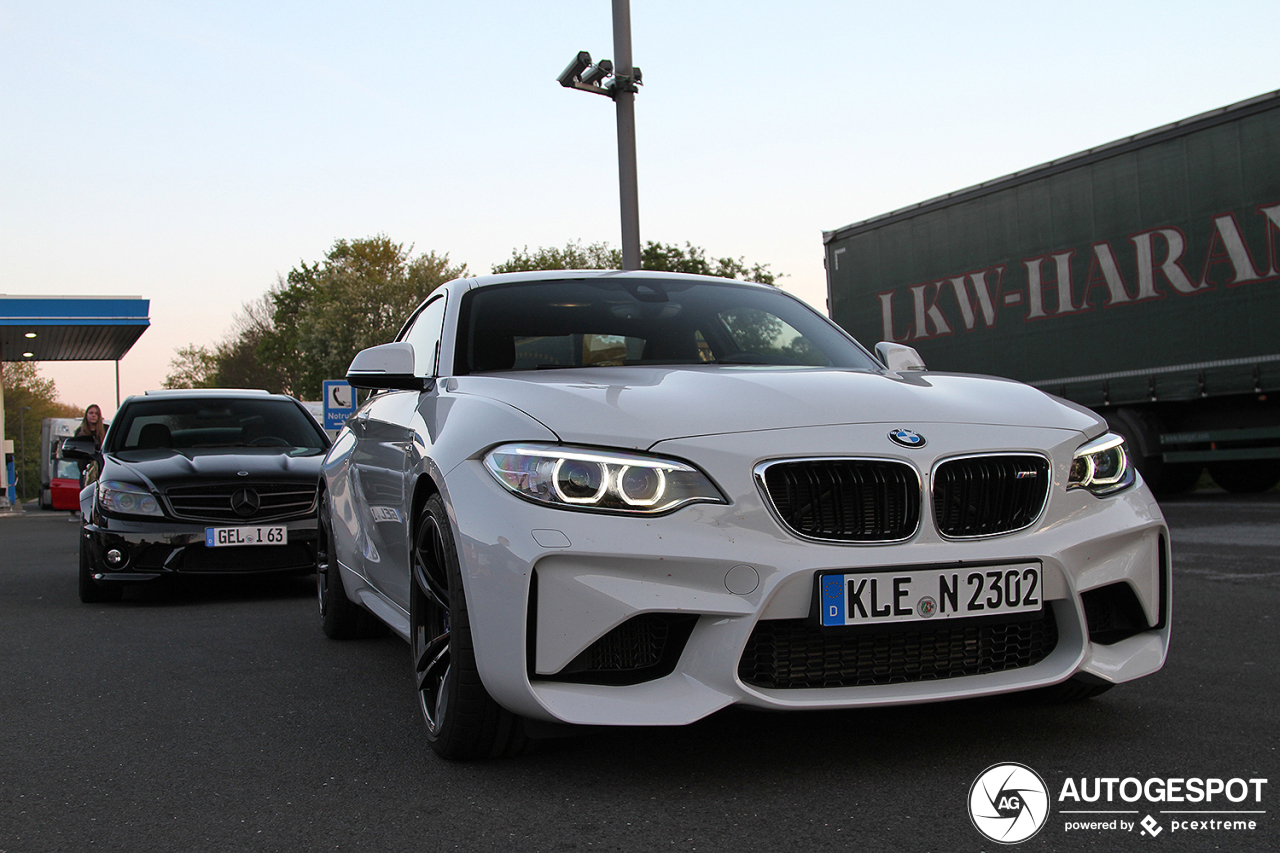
824,90,1280,494
40,417,82,510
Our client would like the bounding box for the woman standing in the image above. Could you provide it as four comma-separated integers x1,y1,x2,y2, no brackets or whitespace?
74,404,108,450
70,404,108,518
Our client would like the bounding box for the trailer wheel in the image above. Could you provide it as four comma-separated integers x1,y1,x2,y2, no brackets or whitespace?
1155,463,1202,495
1104,408,1202,496
1209,460,1280,494
1104,409,1158,490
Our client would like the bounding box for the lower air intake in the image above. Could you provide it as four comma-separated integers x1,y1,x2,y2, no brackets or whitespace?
548,613,698,686
739,609,1058,689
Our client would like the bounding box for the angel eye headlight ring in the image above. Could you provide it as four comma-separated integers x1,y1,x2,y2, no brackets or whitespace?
483,443,723,515
617,465,667,507
552,457,609,504
1069,433,1135,496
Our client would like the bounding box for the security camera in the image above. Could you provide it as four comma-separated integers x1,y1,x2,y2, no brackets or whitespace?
557,51,593,87
579,59,614,87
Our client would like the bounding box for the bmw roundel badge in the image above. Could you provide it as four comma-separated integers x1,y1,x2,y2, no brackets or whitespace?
888,428,926,448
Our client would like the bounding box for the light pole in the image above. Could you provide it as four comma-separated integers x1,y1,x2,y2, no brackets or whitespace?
557,0,642,270
18,406,31,503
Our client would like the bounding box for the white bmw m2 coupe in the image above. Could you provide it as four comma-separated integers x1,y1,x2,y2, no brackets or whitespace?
316,270,1170,759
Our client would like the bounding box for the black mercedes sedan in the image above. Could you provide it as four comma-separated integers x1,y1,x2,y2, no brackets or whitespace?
65,389,331,603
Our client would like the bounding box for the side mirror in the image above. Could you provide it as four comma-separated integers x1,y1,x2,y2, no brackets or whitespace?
346,342,431,391
875,342,927,372
61,435,98,460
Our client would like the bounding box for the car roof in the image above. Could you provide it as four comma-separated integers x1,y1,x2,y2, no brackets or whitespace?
125,389,299,405
454,269,778,293
141,388,275,398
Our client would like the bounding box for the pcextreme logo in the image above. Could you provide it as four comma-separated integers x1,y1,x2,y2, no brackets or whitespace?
968,764,1270,844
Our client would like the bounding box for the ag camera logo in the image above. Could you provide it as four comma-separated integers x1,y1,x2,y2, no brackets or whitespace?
969,763,1051,844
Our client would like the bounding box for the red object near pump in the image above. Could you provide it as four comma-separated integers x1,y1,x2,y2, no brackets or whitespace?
50,458,81,511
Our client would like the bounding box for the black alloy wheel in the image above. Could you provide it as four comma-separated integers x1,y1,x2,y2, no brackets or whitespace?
315,498,331,615
412,504,452,736
411,494,528,760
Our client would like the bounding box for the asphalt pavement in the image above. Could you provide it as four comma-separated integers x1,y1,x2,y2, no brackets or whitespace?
1,493,1276,853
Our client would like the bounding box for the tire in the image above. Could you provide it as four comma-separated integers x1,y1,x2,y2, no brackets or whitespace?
1104,408,1203,496
1209,460,1280,494
78,536,122,603
1155,463,1202,495
411,494,528,760
317,491,387,640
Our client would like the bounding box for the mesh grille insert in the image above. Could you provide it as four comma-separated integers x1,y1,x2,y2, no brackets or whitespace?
739,609,1058,689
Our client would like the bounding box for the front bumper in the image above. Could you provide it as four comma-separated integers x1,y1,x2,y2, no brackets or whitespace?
441,423,1171,726
82,515,319,581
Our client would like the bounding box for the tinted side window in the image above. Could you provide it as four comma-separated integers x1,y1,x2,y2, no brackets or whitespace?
402,294,447,376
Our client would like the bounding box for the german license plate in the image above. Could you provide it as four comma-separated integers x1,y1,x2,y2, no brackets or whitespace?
818,563,1042,627
205,526,288,547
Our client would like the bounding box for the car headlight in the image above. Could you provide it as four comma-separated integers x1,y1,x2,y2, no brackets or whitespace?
98,480,164,517
483,443,726,515
1068,433,1135,496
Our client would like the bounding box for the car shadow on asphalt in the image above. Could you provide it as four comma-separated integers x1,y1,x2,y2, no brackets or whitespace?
109,572,316,606
517,690,1147,775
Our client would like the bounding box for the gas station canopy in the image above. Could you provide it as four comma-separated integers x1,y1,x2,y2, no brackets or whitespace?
0,296,150,361
1,295,150,510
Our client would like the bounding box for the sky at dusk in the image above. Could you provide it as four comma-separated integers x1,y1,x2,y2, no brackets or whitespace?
3,0,1277,416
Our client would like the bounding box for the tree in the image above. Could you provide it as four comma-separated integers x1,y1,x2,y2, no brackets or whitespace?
259,236,467,399
166,236,466,400
163,294,290,392
492,241,621,273
2,361,80,502
163,344,220,389
640,242,777,286
492,239,778,285
211,293,290,391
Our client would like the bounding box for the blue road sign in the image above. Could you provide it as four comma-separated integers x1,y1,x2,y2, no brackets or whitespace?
322,380,355,430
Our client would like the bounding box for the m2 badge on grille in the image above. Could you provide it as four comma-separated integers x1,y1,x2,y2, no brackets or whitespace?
819,563,1041,626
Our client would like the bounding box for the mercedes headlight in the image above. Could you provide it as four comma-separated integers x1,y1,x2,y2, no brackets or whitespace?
1068,433,1135,496
98,480,164,517
483,443,725,515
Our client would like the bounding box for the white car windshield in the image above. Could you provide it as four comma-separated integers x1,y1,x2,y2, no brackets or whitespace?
457,278,879,373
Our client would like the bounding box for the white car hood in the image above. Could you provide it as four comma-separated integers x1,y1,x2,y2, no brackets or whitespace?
451,366,1101,449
